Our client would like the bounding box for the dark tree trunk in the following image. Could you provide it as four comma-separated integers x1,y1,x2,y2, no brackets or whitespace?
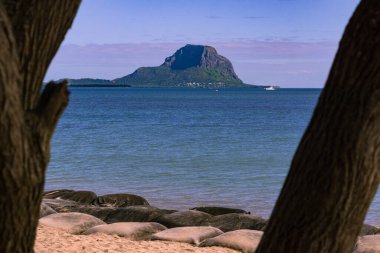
0,1,80,252
256,1,380,253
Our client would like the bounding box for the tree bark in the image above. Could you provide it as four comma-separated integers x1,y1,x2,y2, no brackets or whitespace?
0,1,80,252
256,1,380,253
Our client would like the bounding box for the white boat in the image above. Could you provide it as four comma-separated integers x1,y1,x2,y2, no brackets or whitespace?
264,86,276,90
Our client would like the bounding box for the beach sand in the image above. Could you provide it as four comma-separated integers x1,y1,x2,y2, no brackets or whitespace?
35,224,239,253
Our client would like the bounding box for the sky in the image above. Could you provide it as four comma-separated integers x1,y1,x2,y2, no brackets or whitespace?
45,0,360,88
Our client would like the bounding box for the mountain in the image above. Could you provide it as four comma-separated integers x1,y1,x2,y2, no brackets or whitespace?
113,44,252,88
62,78,114,85
61,45,255,88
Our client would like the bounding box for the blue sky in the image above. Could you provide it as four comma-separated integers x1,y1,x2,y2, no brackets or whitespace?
46,0,360,87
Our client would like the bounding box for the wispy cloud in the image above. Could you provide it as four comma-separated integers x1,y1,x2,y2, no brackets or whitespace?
204,15,265,20
204,15,222,19
243,16,265,19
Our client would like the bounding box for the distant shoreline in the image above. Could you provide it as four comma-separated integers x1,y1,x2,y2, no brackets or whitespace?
66,86,323,89
67,85,259,88
68,84,132,88
65,84,261,88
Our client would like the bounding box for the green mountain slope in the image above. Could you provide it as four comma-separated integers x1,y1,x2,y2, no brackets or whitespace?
113,44,253,88
58,44,256,88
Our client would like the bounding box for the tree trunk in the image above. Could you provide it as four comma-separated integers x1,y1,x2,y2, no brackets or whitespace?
256,1,380,253
0,1,80,252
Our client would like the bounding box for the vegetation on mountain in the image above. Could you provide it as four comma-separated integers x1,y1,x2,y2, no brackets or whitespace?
67,44,253,88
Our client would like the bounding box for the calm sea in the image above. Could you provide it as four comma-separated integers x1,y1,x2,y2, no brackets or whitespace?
46,88,379,225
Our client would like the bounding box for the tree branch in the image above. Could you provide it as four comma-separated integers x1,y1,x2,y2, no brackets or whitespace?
35,81,69,140
2,0,81,110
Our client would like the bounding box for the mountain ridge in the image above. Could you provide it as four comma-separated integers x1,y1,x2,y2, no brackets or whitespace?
59,44,256,88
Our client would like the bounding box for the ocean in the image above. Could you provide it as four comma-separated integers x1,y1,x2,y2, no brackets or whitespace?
46,88,379,225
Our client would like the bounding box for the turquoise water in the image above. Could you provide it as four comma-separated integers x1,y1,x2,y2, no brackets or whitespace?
46,88,379,225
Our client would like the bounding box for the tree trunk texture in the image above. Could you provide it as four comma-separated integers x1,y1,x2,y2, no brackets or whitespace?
256,1,380,253
0,1,80,252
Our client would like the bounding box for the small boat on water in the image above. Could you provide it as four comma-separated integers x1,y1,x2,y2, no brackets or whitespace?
264,86,276,90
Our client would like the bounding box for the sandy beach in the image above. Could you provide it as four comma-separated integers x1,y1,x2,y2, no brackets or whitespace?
35,224,239,253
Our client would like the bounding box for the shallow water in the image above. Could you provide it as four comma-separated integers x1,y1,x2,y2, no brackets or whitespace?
46,88,379,225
